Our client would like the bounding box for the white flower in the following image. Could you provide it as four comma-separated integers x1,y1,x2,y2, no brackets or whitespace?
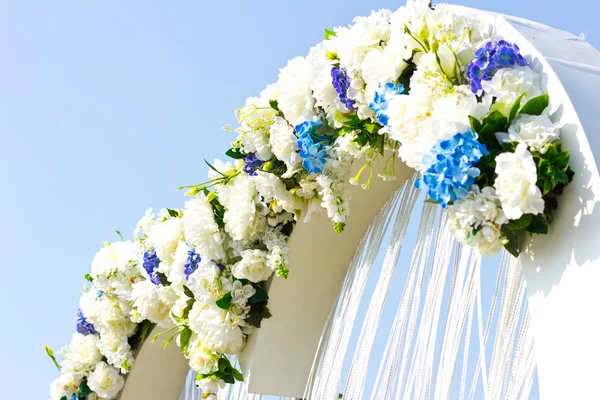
87,361,125,400
187,340,220,374
144,216,184,267
97,332,134,373
188,303,245,354
494,144,545,220
251,171,297,214
182,196,226,262
186,259,231,303
498,113,560,152
269,116,302,178
90,241,142,301
207,158,236,181
450,220,507,256
80,289,137,337
482,66,544,112
198,378,225,395
232,249,271,283
235,90,277,161
61,333,103,378
130,280,178,327
133,207,155,239
218,174,265,242
276,56,316,126
230,280,255,305
50,373,80,400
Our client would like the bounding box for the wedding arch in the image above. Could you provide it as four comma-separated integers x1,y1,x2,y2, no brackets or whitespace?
47,2,600,400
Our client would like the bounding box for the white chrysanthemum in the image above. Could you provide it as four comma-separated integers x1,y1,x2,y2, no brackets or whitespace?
218,174,265,242
144,216,184,267
133,207,155,239
97,331,134,373
276,56,316,126
50,373,80,400
130,280,178,327
251,171,297,214
269,116,302,178
188,303,245,354
90,241,143,301
482,65,544,113
498,114,560,152
182,195,226,262
61,333,103,378
187,340,220,374
230,280,255,305
494,144,545,220
186,259,231,303
232,249,272,283
80,290,137,337
87,361,125,400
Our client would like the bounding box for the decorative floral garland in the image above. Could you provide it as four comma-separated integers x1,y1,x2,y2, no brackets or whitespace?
47,2,573,399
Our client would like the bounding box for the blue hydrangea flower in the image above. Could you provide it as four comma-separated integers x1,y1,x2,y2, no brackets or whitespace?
142,249,163,286
416,130,489,208
369,82,406,126
243,153,263,176
331,66,355,110
184,248,201,280
295,120,330,175
76,308,97,336
467,40,527,96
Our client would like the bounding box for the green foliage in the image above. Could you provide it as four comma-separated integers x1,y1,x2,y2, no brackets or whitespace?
340,114,386,156
166,208,179,218
216,292,233,310
508,93,526,124
77,379,93,399
269,99,280,112
204,189,226,229
84,273,93,283
128,319,155,350
324,28,337,40
505,214,532,231
45,345,61,371
179,326,193,353
474,150,500,187
501,225,521,257
198,356,244,386
533,142,572,196
397,56,417,92
478,110,508,150
519,93,549,116
225,148,246,160
526,214,549,234
246,302,272,328
249,285,269,304
334,222,346,233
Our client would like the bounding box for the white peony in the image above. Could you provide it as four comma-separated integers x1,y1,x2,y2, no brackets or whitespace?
87,361,125,400
144,216,184,267
218,174,265,242
187,340,220,374
498,113,560,152
232,249,271,283
97,331,134,373
481,66,544,112
49,373,80,400
130,280,178,327
80,290,137,337
182,196,226,262
186,259,231,303
276,56,316,127
188,303,245,354
90,241,143,301
269,116,302,178
61,333,103,378
494,144,545,220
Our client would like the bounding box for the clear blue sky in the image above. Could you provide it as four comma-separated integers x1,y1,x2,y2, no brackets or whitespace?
0,0,597,397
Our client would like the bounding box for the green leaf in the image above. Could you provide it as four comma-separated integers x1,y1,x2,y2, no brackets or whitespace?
506,214,532,231
324,28,337,40
84,273,93,283
204,159,226,176
520,93,549,116
179,326,193,353
482,110,508,127
166,208,179,218
183,285,195,299
269,99,279,111
216,292,232,310
61,397,68,400
232,367,244,382
526,215,549,234
508,93,526,124
78,379,93,398
225,148,246,160
137,319,153,343
249,285,269,304
469,116,482,133
218,356,232,372
222,374,235,384
501,226,520,257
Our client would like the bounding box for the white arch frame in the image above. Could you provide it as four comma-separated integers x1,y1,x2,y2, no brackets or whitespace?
118,6,600,400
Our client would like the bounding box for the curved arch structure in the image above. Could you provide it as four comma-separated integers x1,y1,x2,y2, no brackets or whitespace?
118,6,600,400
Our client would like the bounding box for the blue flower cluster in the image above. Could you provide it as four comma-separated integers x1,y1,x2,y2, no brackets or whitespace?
331,66,355,110
296,120,330,175
369,82,406,125
76,308,97,336
142,249,163,286
184,248,201,280
243,153,264,176
416,130,489,208
467,40,527,96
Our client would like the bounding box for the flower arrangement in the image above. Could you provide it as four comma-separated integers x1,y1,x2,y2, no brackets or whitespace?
47,2,573,399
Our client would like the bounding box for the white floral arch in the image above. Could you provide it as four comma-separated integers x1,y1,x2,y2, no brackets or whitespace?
49,3,600,400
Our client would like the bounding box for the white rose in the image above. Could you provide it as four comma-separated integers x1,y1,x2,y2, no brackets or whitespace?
187,341,220,374
232,249,271,283
498,113,560,152
87,362,125,400
494,144,545,220
186,259,231,303
482,66,544,112
130,280,178,327
188,303,245,354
